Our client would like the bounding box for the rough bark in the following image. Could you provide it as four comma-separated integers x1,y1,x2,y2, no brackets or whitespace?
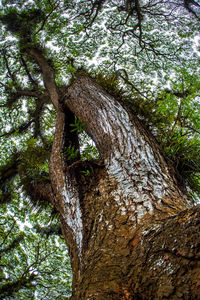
24,67,199,299
52,75,199,299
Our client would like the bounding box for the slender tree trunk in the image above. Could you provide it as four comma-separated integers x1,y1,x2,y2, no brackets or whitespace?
44,75,200,299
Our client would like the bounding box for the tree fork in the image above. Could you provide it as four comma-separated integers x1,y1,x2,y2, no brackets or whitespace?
46,75,200,299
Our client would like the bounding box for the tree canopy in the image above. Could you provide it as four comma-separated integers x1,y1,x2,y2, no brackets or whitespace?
0,0,200,298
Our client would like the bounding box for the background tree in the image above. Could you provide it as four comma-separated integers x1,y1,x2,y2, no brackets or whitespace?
0,0,200,299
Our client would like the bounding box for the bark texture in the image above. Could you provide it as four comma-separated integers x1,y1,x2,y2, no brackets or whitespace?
26,66,199,299
51,75,199,299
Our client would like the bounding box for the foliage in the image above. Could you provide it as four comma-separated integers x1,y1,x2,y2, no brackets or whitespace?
62,145,79,161
19,138,50,181
164,134,200,198
81,142,100,161
70,116,86,134
68,115,100,160
0,182,72,299
134,70,200,198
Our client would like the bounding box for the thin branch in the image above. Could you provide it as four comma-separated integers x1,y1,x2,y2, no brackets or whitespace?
1,90,48,108
86,0,106,27
20,55,38,87
184,0,200,20
171,99,183,134
0,119,34,138
0,221,16,248
185,125,200,135
134,0,143,46
34,1,60,35
12,89,44,98
116,68,150,100
2,49,17,84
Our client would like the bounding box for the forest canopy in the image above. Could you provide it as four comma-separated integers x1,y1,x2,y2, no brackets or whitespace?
0,0,200,298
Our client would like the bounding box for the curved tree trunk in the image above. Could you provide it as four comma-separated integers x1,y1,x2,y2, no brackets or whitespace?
24,57,199,299
45,75,200,300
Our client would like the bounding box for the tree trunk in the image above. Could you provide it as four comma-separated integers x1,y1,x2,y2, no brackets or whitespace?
48,75,200,299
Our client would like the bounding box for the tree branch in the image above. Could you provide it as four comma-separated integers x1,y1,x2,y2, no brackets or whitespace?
0,275,35,299
2,49,17,84
0,119,34,138
23,181,55,206
0,89,48,108
184,0,200,20
116,68,150,100
20,55,38,87
29,48,60,110
0,162,18,185
34,1,60,35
